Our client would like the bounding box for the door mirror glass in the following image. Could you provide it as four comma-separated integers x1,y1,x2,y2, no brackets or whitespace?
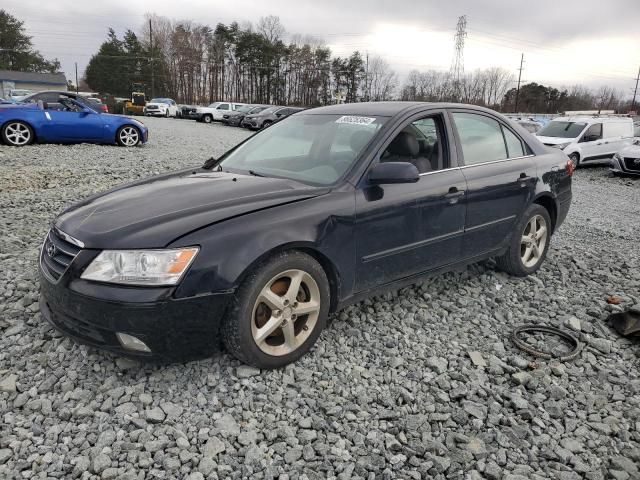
369,162,419,185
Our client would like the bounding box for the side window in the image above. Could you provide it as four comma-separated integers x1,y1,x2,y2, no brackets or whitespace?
582,123,602,142
502,126,525,158
276,108,289,117
217,103,229,110
380,115,446,173
452,112,507,165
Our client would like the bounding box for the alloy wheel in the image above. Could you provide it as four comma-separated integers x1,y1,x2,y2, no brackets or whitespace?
251,269,321,356
4,122,31,146
119,126,139,147
520,214,548,268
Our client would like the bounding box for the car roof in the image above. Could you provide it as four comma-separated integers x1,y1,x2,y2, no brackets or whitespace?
302,101,504,117
555,116,632,123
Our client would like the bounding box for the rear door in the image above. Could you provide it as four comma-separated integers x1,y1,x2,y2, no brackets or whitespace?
450,110,536,258
354,110,467,292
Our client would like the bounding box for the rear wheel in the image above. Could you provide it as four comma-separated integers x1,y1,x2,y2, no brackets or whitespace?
495,204,551,277
116,125,141,147
569,153,580,168
222,251,330,369
2,121,34,146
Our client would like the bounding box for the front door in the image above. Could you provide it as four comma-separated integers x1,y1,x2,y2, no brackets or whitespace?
450,111,536,258
43,100,105,141
354,112,467,292
579,122,607,161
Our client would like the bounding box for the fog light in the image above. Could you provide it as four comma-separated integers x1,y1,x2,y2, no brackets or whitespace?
116,332,151,353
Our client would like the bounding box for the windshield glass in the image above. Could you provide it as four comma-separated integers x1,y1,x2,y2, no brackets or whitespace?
217,114,387,185
150,98,170,104
538,121,587,139
11,90,31,96
250,106,269,114
252,106,278,115
235,105,253,113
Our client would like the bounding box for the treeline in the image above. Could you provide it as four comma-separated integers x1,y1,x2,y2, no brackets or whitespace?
0,10,60,73
85,14,389,107
82,12,633,113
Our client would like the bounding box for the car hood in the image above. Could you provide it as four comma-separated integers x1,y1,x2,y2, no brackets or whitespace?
617,144,640,157
55,169,329,249
536,136,576,145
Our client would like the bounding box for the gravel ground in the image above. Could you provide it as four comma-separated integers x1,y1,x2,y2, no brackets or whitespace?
1,116,639,480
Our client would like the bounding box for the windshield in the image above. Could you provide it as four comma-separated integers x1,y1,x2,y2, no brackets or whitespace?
538,121,587,139
250,106,269,114
217,114,387,185
150,98,171,104
235,105,253,113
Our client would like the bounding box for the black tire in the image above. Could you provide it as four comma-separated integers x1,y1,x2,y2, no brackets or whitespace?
165,109,169,118
222,251,330,369
203,114,212,124
495,204,552,277
2,121,34,147
569,153,580,168
261,120,272,129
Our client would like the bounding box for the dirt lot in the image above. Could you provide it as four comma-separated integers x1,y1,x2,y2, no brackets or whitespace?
0,116,639,480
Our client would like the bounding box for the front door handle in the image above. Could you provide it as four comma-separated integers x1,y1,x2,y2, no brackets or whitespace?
519,173,534,186
445,186,465,204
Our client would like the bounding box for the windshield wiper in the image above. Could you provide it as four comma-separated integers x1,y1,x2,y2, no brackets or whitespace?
203,156,218,169
248,170,266,177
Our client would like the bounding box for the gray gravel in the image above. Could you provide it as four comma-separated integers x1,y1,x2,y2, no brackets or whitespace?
1,116,640,480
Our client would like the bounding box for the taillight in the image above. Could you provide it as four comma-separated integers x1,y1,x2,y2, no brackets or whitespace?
566,160,575,177
102,105,109,113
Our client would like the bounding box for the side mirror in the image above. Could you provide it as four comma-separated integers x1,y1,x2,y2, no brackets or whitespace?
581,134,598,143
81,107,95,115
368,162,420,185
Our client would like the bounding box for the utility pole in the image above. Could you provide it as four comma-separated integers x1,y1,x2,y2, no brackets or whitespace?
74,62,79,93
514,53,524,113
365,52,369,102
631,65,640,113
149,18,155,98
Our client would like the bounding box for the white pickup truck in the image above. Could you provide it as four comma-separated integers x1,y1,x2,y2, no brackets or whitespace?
194,102,247,123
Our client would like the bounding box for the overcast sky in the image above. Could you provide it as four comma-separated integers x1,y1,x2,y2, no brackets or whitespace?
14,0,640,96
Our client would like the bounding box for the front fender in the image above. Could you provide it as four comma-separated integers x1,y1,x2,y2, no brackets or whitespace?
169,190,356,302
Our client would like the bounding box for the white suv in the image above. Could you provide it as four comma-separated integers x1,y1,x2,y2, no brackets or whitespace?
536,116,635,167
195,102,246,123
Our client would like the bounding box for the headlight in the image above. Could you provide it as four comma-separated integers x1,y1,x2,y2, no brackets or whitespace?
81,247,198,286
552,142,571,150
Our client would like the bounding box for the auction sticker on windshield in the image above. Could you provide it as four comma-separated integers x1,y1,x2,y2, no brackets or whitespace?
335,116,377,125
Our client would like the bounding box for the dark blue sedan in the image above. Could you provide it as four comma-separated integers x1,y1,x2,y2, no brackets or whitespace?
39,102,572,368
0,98,148,147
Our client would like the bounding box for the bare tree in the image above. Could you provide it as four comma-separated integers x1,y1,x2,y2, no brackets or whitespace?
366,56,397,101
257,15,285,43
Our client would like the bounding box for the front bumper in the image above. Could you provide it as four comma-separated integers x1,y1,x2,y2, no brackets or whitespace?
39,256,233,362
144,109,167,117
241,118,259,129
610,155,640,176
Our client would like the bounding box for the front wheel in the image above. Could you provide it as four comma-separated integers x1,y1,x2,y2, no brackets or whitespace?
222,251,330,369
495,204,552,277
569,153,580,168
2,121,34,146
261,120,272,129
202,115,212,124
116,125,141,147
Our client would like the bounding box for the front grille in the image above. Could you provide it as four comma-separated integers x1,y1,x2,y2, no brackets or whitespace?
40,229,81,282
624,157,640,172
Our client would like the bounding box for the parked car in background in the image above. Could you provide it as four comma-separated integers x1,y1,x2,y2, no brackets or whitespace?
38,102,572,368
8,89,33,102
515,119,543,134
241,105,305,129
536,116,635,167
194,102,247,123
611,139,640,176
20,90,108,113
144,98,179,117
0,98,147,147
180,105,200,120
222,104,272,127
